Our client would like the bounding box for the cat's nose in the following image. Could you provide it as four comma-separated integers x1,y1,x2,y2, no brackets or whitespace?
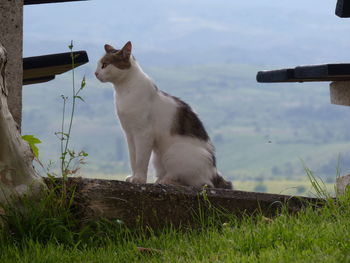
95,72,98,77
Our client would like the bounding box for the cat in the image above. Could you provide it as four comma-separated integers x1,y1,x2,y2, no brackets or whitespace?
95,41,232,189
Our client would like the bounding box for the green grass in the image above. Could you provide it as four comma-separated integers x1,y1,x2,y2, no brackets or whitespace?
1,200,350,262
1,176,350,262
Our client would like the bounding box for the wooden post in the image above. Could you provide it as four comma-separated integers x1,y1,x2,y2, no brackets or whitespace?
330,81,350,106
0,0,24,128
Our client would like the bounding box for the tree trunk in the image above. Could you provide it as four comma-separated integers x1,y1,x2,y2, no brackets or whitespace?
0,44,43,204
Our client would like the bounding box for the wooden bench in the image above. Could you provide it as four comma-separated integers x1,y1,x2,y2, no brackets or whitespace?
23,0,90,85
256,0,350,193
257,64,350,107
257,64,350,83
23,51,89,85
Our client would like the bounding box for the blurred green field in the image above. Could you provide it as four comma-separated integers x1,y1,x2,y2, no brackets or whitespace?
234,179,335,196
23,64,350,183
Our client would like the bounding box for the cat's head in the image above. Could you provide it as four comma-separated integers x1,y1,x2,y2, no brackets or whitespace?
95,41,133,83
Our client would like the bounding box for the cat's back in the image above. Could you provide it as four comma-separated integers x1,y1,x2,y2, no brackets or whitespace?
151,89,211,150
151,90,179,133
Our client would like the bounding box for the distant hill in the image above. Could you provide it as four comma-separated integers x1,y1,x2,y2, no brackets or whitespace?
22,63,350,181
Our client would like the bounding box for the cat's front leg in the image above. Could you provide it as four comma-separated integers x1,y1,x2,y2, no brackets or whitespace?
125,133,136,176
125,132,153,184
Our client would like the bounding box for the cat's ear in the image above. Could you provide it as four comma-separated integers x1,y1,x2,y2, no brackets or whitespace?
104,44,116,53
121,41,132,58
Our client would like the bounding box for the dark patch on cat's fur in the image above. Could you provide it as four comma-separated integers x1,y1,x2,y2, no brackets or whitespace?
168,94,209,141
211,153,216,167
153,84,159,91
162,91,216,166
211,173,233,189
101,49,131,70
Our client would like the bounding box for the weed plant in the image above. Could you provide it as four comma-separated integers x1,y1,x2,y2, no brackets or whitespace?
0,41,90,246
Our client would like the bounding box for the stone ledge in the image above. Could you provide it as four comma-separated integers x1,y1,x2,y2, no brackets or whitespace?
56,178,324,228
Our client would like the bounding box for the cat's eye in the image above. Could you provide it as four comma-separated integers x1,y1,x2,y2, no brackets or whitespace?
101,63,108,69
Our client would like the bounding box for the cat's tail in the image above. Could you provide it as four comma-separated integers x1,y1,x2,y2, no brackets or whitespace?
211,172,233,189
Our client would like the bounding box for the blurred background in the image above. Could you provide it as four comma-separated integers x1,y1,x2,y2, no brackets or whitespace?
22,0,350,195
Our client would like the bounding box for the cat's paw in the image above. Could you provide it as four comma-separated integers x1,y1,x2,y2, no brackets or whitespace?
125,175,146,184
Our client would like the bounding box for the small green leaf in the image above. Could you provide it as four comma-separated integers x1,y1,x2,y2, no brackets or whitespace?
74,95,85,102
55,132,70,138
22,135,41,158
81,76,86,89
79,151,88,157
67,149,75,157
68,40,74,50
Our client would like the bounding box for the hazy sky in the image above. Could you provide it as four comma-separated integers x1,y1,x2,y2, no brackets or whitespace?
23,0,347,68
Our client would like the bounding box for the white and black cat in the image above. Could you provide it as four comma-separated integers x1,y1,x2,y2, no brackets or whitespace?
95,41,232,189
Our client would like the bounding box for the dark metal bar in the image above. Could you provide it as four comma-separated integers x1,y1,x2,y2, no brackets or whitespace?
336,0,350,18
23,51,89,85
24,0,88,5
23,51,88,70
257,63,350,83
